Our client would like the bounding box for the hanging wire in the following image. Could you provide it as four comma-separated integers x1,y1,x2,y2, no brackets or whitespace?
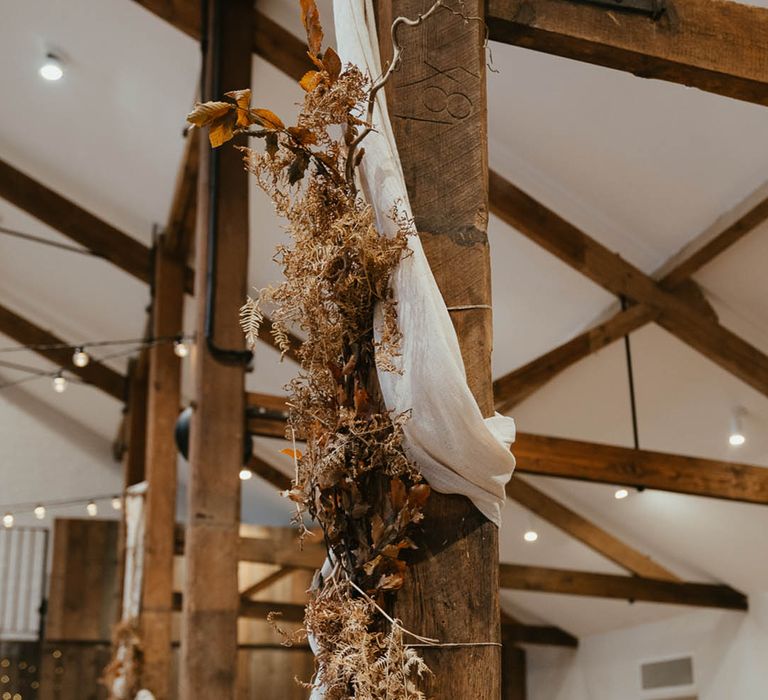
620,296,641,451
0,333,192,355
0,224,100,258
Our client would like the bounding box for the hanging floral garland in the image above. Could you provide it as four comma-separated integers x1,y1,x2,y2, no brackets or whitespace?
187,2,444,696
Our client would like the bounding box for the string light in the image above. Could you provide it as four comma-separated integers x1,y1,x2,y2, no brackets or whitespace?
72,347,90,367
2,513,13,529
33,505,46,520
39,54,64,81
523,530,538,543
239,468,253,481
111,496,122,511
729,407,746,447
173,337,190,358
614,488,629,500
86,501,98,517
52,372,67,393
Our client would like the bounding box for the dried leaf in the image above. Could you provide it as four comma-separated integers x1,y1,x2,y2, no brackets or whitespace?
186,101,233,128
224,88,252,127
280,447,304,460
282,488,305,503
300,0,323,58
390,479,407,511
378,572,405,590
265,132,278,158
287,126,317,146
408,483,431,509
353,384,370,414
371,514,385,548
300,70,323,93
322,47,342,82
287,150,310,185
208,111,237,148
250,108,285,131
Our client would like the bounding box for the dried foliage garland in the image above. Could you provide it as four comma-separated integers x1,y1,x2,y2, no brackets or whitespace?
186,2,458,696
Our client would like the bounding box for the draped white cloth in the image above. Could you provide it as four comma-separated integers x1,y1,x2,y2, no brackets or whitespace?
334,0,516,526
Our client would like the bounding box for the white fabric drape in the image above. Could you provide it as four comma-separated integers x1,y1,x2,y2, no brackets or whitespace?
334,0,516,526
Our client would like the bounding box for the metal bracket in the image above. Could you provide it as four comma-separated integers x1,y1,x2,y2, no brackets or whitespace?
569,0,666,19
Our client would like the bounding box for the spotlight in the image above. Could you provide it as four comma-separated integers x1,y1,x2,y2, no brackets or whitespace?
173,337,190,358
39,54,64,81
614,488,629,500
86,501,98,517
52,372,67,393
523,530,538,543
34,505,46,520
729,408,746,447
239,468,253,481
72,347,90,367
111,496,122,511
2,513,13,529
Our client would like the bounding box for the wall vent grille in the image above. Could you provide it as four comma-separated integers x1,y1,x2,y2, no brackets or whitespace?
640,656,694,690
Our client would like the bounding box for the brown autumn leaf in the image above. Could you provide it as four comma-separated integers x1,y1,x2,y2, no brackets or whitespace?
280,447,304,460
299,70,323,93
353,384,370,414
250,108,285,131
408,483,431,509
378,572,405,590
288,150,310,185
390,478,407,511
322,46,342,82
186,100,233,128
300,0,323,58
224,88,252,127
371,513,385,548
265,132,278,159
287,126,318,146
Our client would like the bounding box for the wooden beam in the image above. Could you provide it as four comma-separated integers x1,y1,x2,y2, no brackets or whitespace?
486,0,768,106
490,172,768,399
179,0,252,697
501,640,527,700
499,563,747,610
502,621,578,648
0,302,126,400
173,592,306,623
375,1,500,696
508,477,678,580
515,432,768,503
0,158,152,283
493,179,768,411
140,235,185,699
239,567,295,600
246,395,768,502
237,535,325,569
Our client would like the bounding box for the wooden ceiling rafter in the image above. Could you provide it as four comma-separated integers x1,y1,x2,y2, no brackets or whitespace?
485,0,768,106
490,173,768,401
494,178,768,411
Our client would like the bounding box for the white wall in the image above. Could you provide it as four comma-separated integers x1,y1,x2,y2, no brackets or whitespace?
527,594,768,700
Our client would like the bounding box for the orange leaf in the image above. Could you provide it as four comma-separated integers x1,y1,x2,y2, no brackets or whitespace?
208,111,237,148
300,0,323,58
299,70,323,93
224,88,252,127
186,101,234,128
322,47,342,81
250,108,285,131
353,384,370,414
287,126,317,146
390,479,407,510
407,483,431,509
280,447,303,460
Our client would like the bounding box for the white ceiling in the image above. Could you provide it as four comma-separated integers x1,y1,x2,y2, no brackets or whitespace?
1,0,767,639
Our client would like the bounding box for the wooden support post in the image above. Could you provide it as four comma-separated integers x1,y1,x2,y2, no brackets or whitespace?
376,1,499,696
501,634,527,700
140,235,184,699
179,0,252,697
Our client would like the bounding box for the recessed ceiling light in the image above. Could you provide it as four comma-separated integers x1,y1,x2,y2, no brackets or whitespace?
39,54,63,81
523,530,538,543
614,488,629,500
239,468,253,481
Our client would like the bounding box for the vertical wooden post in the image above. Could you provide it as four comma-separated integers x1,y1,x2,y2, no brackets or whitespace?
140,235,184,699
502,641,528,700
179,0,252,698
376,1,500,696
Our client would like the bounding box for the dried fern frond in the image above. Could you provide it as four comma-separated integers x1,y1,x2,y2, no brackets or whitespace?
239,295,263,350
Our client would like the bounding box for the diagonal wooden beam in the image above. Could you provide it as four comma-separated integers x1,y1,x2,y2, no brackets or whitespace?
0,302,126,400
508,477,678,580
499,563,747,610
501,611,578,648
493,179,768,411
0,158,152,283
490,171,768,399
239,566,296,600
486,0,768,107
